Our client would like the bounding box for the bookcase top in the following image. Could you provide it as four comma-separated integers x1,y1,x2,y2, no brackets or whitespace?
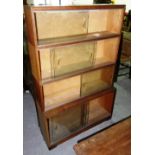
25,4,125,11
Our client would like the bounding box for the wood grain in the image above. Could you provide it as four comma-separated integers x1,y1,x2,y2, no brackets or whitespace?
95,37,120,65
27,42,41,81
35,11,88,40
24,5,37,45
106,9,125,33
74,118,131,155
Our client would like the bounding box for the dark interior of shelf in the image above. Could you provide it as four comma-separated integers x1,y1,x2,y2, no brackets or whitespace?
49,104,82,144
38,31,120,48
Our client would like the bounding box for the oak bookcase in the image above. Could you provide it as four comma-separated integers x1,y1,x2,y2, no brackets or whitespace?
24,4,125,149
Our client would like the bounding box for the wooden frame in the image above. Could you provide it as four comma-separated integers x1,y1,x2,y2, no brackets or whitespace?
24,4,125,149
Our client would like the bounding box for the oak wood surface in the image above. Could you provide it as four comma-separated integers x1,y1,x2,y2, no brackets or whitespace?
95,37,120,65
74,118,131,155
36,11,88,40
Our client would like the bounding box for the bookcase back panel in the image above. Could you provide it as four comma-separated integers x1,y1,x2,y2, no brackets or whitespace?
81,66,114,96
43,76,80,108
35,11,88,39
88,10,108,33
95,37,120,65
87,91,115,125
106,9,124,33
54,42,95,76
88,9,124,33
49,103,83,144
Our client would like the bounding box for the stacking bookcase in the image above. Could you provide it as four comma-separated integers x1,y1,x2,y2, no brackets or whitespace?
24,4,125,149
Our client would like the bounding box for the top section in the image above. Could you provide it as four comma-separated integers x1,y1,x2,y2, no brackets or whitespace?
24,5,125,47
27,5,125,11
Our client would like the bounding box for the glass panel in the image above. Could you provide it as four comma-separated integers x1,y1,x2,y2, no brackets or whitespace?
43,76,81,109
81,66,114,96
54,42,95,76
49,104,83,143
87,91,115,125
35,11,89,39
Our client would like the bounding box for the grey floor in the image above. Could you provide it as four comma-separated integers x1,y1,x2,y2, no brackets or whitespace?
23,76,131,155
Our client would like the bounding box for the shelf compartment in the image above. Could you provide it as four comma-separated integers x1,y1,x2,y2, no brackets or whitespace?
43,76,81,109
81,65,115,97
35,9,123,43
39,37,119,81
95,37,120,65
49,103,84,144
41,61,114,85
86,90,115,125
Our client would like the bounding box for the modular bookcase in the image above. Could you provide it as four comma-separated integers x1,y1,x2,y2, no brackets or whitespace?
24,4,125,149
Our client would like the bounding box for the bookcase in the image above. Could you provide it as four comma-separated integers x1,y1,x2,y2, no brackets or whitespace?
24,5,125,149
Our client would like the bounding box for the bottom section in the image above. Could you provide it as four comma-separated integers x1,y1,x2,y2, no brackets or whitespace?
36,88,116,148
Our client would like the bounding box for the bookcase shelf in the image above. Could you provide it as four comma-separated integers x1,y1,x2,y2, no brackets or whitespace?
24,4,125,149
37,31,120,49
39,37,120,81
43,64,114,111
41,61,114,84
